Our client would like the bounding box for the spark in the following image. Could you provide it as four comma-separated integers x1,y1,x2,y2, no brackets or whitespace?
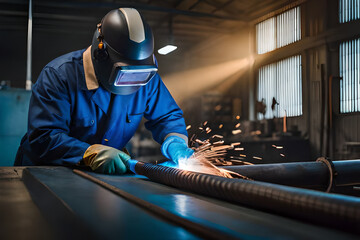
186,125,191,130
272,144,283,149
195,139,205,144
219,124,223,129
253,156,262,160
184,130,253,174
203,121,208,126
240,154,246,157
211,145,233,150
232,129,242,135
213,140,224,145
280,154,285,157
230,160,254,165
205,127,212,134
178,155,248,179
236,115,240,120
212,135,224,139
234,147,244,151
231,142,241,147
235,123,241,128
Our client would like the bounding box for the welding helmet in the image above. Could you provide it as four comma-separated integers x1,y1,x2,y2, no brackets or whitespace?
91,8,157,95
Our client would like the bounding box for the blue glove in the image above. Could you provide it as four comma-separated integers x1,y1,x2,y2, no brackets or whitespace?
161,135,194,165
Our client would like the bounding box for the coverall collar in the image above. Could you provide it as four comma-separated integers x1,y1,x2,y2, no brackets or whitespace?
83,46,99,90
83,46,111,115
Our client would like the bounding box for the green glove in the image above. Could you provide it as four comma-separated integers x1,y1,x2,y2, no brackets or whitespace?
83,144,130,175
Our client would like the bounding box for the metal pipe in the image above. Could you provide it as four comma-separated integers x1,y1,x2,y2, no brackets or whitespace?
130,161,360,233
26,0,32,90
221,160,360,188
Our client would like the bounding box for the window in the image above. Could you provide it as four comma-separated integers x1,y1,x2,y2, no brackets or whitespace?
256,18,276,54
339,38,360,113
257,55,302,119
339,0,360,23
256,7,302,119
256,7,301,54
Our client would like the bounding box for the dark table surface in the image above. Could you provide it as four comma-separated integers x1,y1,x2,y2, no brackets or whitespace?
0,166,358,240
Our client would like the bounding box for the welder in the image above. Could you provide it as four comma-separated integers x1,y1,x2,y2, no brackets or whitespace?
15,8,194,174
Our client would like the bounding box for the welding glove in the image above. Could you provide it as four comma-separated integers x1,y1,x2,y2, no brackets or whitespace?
82,144,130,175
161,135,194,165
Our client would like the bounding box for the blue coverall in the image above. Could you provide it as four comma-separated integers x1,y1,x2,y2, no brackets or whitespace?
15,48,187,166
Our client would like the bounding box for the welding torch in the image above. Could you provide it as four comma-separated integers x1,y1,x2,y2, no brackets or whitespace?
127,159,138,174
127,135,194,174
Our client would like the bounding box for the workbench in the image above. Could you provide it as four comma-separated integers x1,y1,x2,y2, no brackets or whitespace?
0,166,358,240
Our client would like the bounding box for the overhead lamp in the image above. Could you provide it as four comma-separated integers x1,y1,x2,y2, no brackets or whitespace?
158,45,177,55
157,17,177,55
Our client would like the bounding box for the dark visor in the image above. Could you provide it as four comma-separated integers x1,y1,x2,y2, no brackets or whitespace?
109,63,158,87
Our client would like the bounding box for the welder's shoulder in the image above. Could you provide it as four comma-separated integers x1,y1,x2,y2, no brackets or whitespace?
40,49,86,84
140,73,161,98
35,49,86,90
145,73,161,90
45,49,85,71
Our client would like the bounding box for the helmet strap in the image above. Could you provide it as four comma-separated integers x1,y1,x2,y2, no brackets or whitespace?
94,23,108,61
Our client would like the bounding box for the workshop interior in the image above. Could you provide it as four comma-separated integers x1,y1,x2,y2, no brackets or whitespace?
1,0,360,239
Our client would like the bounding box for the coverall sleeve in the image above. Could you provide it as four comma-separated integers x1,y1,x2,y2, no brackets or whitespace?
143,75,188,144
27,66,90,165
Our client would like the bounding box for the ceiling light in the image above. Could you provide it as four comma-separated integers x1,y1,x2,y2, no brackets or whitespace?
157,45,177,55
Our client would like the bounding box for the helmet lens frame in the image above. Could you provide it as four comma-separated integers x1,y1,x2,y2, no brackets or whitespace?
109,63,158,87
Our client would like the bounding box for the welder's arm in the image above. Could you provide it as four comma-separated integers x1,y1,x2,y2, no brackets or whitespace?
82,144,130,174
143,75,188,145
27,67,90,165
161,135,194,164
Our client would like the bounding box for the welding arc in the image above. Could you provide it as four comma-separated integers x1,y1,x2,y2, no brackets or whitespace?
133,162,360,233
73,169,240,240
